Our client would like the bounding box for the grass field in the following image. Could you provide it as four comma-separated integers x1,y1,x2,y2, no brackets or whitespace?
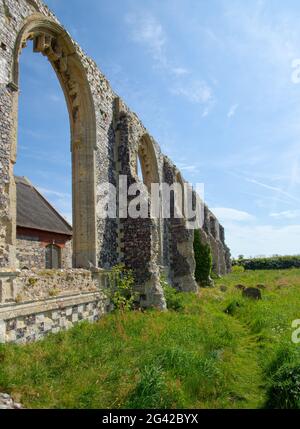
1,269,300,409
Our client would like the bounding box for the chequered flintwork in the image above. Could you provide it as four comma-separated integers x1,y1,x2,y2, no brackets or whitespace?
0,291,110,344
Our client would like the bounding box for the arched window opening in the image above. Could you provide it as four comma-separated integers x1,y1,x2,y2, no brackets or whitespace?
45,244,61,269
17,40,71,219
15,39,72,270
136,146,150,192
136,153,143,183
10,16,97,269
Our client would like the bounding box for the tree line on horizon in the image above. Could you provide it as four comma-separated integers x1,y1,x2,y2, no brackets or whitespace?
232,255,300,270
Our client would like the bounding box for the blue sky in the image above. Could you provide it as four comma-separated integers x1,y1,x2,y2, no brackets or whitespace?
16,0,300,257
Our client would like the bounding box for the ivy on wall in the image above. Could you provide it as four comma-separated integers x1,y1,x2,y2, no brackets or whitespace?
193,230,213,286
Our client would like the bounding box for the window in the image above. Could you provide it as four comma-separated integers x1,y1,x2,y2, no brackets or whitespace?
45,244,61,269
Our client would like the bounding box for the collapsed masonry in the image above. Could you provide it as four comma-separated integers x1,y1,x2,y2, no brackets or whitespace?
0,0,231,322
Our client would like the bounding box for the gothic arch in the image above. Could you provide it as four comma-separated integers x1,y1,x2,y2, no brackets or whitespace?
135,133,164,266
174,171,185,219
136,134,160,192
10,14,97,268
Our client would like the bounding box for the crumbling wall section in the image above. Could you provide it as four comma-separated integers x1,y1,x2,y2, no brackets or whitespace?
202,206,229,276
0,268,111,304
163,157,198,292
15,268,99,303
115,109,166,308
0,0,231,314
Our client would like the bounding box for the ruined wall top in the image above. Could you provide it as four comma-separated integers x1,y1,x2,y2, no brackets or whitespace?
0,0,230,281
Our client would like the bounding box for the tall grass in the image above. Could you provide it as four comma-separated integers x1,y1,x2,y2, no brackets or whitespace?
0,268,300,409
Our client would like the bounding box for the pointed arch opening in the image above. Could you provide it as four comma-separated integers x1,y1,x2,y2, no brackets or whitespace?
136,134,160,193
135,134,164,266
9,14,97,268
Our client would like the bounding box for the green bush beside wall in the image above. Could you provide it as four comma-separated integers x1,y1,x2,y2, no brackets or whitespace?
193,230,213,286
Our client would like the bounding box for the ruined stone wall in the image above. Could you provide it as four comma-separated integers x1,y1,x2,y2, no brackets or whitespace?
0,291,109,344
0,266,111,344
202,206,231,276
162,157,198,292
0,268,109,304
16,268,99,303
0,0,231,312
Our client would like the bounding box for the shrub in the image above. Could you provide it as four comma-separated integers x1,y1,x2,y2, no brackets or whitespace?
27,277,37,286
224,299,242,316
234,255,300,271
231,265,245,273
160,275,184,311
108,264,137,311
266,362,300,409
211,271,221,280
193,230,213,286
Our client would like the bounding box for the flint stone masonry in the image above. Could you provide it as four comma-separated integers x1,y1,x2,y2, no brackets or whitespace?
0,290,110,344
16,268,99,303
16,236,72,270
0,0,231,315
0,268,111,304
16,237,46,269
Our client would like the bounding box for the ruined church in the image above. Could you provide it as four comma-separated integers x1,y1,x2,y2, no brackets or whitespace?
0,0,230,343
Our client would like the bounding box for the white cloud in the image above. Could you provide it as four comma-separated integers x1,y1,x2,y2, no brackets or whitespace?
246,178,300,203
125,11,189,77
270,210,300,219
176,162,199,173
201,108,210,118
48,93,62,103
227,103,239,118
212,207,300,258
171,80,212,104
35,186,72,224
125,12,167,65
37,187,70,199
225,222,300,258
171,67,190,76
171,79,215,116
223,1,299,74
283,143,300,188
211,207,255,222
125,11,215,115
21,129,46,140
61,212,72,224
